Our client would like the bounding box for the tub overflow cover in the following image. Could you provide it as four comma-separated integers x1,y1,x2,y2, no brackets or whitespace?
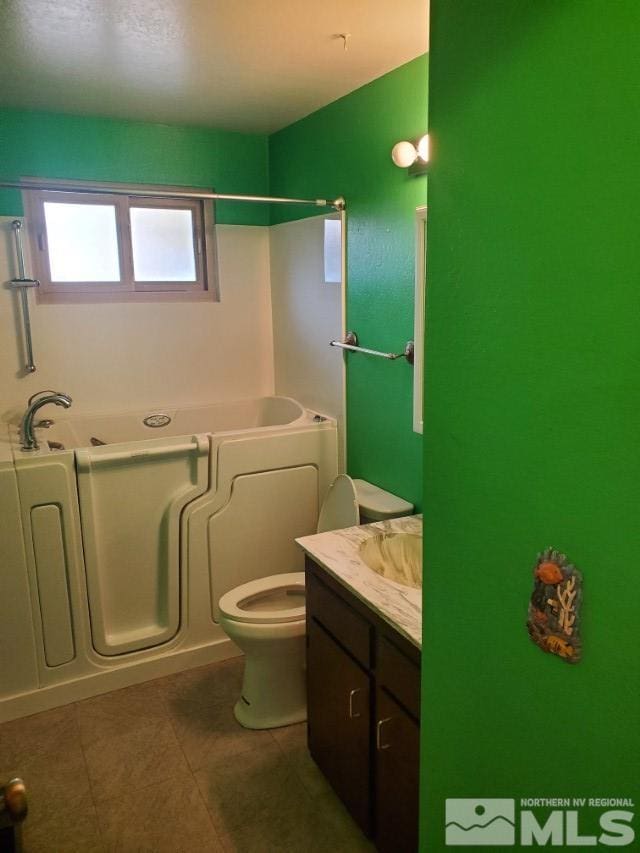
143,414,172,428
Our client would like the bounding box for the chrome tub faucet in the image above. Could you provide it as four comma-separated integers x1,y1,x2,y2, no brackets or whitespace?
20,390,72,451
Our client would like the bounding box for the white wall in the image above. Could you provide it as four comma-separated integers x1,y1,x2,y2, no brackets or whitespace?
269,215,344,466
0,219,274,419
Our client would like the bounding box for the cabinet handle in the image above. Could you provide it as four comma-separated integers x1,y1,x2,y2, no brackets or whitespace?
376,717,392,750
348,688,362,719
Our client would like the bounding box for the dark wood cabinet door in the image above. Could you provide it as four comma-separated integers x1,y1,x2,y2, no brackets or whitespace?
375,688,420,853
307,618,372,835
0,827,17,853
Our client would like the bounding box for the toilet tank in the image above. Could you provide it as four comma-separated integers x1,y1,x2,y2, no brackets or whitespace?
353,479,414,525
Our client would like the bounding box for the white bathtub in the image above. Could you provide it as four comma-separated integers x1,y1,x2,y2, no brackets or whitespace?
11,395,311,453
1,396,337,721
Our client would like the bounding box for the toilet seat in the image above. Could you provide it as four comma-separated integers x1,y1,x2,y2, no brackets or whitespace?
317,473,359,533
218,572,305,624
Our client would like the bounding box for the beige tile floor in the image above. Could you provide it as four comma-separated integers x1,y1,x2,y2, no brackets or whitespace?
0,657,374,853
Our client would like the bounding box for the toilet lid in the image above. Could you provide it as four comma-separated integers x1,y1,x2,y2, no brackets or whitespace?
218,572,306,624
317,474,360,533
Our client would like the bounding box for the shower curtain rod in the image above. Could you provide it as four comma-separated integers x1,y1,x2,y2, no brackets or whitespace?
0,181,345,211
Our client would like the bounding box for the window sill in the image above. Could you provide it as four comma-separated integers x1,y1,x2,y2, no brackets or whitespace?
36,290,219,305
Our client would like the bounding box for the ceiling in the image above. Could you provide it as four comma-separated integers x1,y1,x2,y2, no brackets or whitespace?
0,0,428,134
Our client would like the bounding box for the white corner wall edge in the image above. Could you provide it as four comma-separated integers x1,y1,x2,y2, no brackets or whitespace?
269,212,346,472
413,205,427,435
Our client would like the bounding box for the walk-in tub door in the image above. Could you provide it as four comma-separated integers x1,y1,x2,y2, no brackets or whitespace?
76,435,209,656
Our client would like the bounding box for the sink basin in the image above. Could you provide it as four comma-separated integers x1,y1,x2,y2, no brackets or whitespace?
358,533,422,589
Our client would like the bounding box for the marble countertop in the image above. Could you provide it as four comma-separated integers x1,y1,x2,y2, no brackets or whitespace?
296,514,422,649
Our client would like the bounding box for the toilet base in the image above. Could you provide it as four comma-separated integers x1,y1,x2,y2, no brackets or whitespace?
233,696,306,730
228,625,307,730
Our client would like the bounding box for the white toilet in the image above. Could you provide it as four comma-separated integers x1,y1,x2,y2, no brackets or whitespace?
218,475,413,729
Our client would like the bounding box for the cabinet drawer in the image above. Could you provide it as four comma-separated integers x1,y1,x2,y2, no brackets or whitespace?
307,569,371,669
377,635,420,720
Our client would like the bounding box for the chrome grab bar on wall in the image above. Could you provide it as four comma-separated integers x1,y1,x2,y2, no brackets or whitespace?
330,331,414,364
7,219,39,373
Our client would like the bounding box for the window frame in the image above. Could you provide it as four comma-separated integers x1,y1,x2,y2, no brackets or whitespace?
23,178,218,303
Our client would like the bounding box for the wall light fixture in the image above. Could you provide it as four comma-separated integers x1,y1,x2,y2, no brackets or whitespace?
391,134,429,175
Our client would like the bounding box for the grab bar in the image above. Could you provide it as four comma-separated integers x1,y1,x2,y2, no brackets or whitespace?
8,220,39,373
75,434,209,468
330,331,414,364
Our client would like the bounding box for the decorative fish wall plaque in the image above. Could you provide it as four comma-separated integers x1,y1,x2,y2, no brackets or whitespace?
526,548,583,664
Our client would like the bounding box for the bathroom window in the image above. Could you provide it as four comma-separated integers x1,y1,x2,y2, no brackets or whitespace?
323,217,342,284
24,180,218,302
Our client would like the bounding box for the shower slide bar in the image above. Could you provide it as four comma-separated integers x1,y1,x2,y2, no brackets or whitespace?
330,331,414,365
8,219,39,373
0,180,345,211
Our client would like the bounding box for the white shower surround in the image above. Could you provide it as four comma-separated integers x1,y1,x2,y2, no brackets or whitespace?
0,221,276,417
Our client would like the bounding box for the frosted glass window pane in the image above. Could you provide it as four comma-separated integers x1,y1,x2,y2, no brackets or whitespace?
130,207,196,282
44,202,121,282
324,218,342,284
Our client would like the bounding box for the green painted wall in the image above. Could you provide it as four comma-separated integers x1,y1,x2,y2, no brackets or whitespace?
0,109,269,225
421,2,639,849
269,56,428,510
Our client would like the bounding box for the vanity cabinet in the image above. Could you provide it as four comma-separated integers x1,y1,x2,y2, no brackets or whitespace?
305,558,421,852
